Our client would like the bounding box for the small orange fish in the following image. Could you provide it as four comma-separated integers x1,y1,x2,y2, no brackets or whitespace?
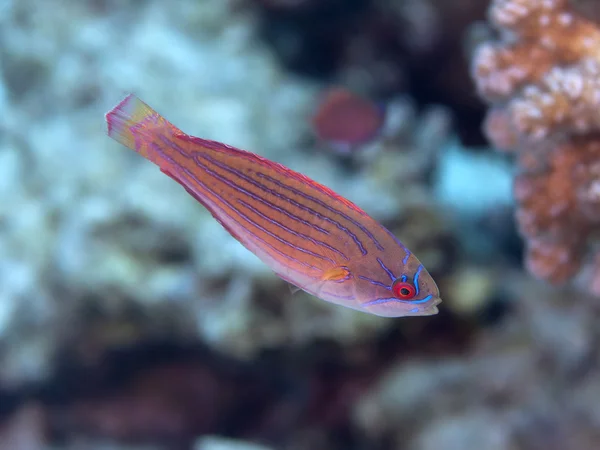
311,87,386,153
105,94,441,317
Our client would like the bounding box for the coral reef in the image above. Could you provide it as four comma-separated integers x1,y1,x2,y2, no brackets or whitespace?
4,0,600,448
471,0,600,293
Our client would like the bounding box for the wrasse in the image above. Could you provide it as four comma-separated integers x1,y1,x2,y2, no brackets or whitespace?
105,94,441,317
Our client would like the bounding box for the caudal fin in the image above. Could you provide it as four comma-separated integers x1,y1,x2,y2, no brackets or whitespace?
105,94,173,152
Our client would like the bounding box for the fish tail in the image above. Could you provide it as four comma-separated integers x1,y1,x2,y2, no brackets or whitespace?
105,94,177,157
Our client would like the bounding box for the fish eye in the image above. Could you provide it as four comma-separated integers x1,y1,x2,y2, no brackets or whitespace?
392,280,416,300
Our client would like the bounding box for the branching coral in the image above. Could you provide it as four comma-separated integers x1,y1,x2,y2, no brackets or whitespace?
471,0,600,293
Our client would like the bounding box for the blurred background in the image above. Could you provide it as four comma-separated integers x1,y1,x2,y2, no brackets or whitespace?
1,0,600,449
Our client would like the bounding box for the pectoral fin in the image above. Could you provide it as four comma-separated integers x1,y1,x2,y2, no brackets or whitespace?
286,267,353,300
321,266,352,283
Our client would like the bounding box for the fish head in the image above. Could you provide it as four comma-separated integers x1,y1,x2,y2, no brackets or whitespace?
353,253,442,318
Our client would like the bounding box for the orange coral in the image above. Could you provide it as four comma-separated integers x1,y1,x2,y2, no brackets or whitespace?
471,0,600,293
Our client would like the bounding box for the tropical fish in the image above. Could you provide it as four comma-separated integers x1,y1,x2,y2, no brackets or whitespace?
311,87,386,154
105,94,441,317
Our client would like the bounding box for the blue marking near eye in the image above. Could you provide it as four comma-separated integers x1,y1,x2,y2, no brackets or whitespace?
377,258,396,281
362,294,433,307
402,251,410,265
358,275,392,290
410,308,419,313
413,265,423,295
407,294,432,304
400,274,407,283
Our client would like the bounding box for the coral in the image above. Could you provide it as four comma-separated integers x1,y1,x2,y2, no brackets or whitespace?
1,0,568,448
514,137,600,283
471,0,600,292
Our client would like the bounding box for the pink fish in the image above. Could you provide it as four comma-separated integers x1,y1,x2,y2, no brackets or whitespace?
105,94,441,317
311,87,386,153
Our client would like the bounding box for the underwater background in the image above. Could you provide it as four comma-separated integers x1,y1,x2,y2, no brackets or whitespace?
1,0,600,448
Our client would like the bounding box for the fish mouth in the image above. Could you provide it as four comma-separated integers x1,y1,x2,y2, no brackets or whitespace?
423,296,442,315
422,305,438,316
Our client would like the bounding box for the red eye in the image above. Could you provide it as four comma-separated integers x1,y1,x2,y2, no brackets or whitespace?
392,281,416,299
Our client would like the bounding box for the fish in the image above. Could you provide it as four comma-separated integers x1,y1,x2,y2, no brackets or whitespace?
311,87,386,154
105,94,441,317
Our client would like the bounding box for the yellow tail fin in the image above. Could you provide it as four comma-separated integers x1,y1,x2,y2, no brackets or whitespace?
105,94,173,153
